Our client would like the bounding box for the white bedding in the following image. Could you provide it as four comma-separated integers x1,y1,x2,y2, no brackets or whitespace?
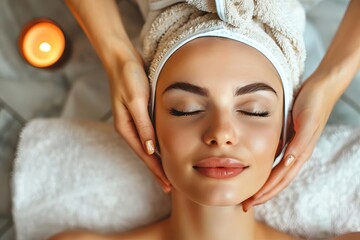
12,119,360,240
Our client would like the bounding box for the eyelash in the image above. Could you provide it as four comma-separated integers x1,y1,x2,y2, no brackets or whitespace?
169,109,270,117
169,109,204,116
237,110,270,117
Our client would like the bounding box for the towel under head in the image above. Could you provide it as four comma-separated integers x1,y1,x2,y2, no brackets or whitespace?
13,119,360,239
140,0,306,167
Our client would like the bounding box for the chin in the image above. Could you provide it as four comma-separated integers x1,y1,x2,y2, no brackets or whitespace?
194,196,245,207
187,185,250,207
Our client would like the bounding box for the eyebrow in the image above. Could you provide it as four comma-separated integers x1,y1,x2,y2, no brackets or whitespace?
235,82,277,96
163,82,208,96
163,81,277,97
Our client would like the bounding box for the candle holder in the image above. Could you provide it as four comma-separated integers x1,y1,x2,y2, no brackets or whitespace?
18,18,68,69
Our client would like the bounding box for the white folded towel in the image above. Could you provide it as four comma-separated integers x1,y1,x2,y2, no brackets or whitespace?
12,119,360,240
12,119,170,240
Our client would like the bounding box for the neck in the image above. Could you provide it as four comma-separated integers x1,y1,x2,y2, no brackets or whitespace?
164,190,259,240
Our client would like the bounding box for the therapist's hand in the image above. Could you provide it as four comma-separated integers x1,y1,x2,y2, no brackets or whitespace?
65,0,171,193
242,74,337,212
241,0,360,211
241,0,359,212
107,47,171,193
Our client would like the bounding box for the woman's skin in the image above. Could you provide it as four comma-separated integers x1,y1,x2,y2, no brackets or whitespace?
49,37,298,240
152,37,286,240
50,1,360,238
65,0,360,205
48,36,360,240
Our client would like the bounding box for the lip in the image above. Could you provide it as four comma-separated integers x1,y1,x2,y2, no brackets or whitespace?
194,157,248,168
193,157,249,179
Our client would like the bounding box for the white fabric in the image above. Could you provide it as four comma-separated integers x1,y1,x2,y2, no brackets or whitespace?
12,119,360,240
12,119,170,240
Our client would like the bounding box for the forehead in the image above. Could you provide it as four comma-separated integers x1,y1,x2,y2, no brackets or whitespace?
156,37,283,96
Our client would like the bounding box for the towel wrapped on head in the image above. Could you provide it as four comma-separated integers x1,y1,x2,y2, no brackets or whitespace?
139,0,306,167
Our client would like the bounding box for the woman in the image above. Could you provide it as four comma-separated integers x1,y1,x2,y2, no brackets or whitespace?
51,0,360,239
49,36,360,240
65,0,360,207
50,33,302,239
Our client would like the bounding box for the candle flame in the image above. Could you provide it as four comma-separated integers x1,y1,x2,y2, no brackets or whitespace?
39,42,51,52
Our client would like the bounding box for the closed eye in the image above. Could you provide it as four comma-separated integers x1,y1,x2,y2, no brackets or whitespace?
170,109,269,117
169,108,204,116
237,110,270,117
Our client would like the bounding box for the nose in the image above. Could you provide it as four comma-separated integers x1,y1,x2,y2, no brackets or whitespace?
203,111,239,147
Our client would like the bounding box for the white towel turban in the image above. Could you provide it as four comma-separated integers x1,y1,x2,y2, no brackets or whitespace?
140,0,306,167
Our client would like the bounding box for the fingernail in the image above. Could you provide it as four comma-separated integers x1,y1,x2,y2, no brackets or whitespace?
162,185,171,193
242,204,247,212
284,154,295,167
145,140,155,155
244,205,252,212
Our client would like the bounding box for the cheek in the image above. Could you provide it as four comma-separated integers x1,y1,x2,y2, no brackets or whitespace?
249,122,281,156
155,100,206,156
244,117,283,184
155,108,198,179
156,114,194,159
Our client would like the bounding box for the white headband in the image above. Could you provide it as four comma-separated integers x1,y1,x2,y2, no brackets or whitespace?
141,0,306,167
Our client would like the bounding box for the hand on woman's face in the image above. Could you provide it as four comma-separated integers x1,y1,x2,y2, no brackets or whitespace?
155,37,284,206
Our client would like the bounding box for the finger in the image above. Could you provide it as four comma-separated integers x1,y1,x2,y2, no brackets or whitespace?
113,100,141,145
251,156,306,206
112,61,156,155
254,161,287,198
251,116,319,199
284,109,323,161
241,161,288,211
243,159,304,211
243,133,321,212
241,159,290,211
140,153,172,192
113,101,170,188
127,98,157,155
241,197,255,212
253,127,320,201
247,134,320,209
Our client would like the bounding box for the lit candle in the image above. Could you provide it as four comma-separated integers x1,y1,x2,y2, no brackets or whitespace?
19,19,65,68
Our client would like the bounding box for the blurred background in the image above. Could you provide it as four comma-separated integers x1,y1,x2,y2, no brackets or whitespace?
0,0,359,239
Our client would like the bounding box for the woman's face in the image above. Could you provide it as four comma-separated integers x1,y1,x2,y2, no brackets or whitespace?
155,37,283,206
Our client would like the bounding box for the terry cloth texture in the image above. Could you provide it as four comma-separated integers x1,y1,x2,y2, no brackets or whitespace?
139,0,306,167
12,119,360,240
